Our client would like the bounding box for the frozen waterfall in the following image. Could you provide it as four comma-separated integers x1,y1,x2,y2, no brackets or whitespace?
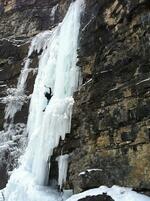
4,37,38,125
3,0,84,200
0,28,51,176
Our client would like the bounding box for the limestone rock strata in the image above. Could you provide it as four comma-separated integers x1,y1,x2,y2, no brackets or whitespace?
0,0,70,38
67,0,150,194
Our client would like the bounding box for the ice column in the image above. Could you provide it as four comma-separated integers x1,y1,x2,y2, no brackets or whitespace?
56,154,69,189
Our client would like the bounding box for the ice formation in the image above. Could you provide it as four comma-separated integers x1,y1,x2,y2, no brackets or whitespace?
2,0,84,200
56,154,69,189
0,27,52,175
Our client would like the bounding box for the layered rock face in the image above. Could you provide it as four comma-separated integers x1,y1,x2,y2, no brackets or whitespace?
0,0,150,198
0,0,70,38
67,0,150,195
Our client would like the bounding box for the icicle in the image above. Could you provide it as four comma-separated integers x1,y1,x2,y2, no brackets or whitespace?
50,4,58,22
56,154,69,190
4,58,31,123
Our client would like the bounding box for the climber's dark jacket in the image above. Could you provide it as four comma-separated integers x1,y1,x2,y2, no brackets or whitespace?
45,87,52,102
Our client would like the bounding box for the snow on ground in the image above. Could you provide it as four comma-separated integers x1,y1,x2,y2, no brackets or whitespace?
66,185,150,201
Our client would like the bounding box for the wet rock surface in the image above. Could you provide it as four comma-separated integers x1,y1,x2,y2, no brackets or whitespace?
0,163,8,189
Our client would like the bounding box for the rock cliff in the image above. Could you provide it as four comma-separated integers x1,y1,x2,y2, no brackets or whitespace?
68,0,150,195
0,0,150,197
